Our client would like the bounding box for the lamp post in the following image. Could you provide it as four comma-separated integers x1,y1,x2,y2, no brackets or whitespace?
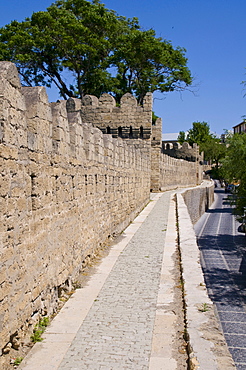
243,207,246,235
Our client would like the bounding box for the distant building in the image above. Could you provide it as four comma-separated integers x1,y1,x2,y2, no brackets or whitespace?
233,120,246,134
162,133,179,143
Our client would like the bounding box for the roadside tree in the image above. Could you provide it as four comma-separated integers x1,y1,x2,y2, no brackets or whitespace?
222,133,246,218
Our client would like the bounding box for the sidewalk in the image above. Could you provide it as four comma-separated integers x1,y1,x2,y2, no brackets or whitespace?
20,191,182,370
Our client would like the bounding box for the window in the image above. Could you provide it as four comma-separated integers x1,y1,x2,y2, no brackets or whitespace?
140,126,143,139
118,126,122,138
129,126,133,138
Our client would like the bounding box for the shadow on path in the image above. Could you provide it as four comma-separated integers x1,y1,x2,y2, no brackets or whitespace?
199,233,246,306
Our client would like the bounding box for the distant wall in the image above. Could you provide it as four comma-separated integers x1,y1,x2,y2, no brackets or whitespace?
159,154,202,191
150,118,203,192
162,141,203,163
181,181,214,224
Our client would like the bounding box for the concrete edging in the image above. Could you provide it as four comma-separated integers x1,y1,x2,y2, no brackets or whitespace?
176,183,235,370
177,192,217,369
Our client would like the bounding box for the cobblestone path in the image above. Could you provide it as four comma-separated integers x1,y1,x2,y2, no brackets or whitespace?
57,193,171,369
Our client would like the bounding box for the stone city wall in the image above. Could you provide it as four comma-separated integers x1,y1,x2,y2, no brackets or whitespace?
159,153,202,191
80,92,152,140
78,96,203,193
0,62,151,352
181,181,215,224
151,118,202,191
0,61,205,355
162,141,202,162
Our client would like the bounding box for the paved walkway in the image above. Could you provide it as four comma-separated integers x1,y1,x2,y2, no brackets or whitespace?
20,191,181,370
195,188,246,369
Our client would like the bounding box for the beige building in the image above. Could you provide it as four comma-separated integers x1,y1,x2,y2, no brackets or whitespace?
233,120,246,134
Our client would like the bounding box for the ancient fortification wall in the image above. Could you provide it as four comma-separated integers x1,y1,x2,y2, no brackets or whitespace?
159,154,202,191
0,62,151,352
80,92,152,140
150,117,203,191
181,181,215,224
162,141,202,162
0,61,203,354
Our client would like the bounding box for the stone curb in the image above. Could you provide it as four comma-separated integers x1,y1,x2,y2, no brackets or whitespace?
176,189,235,370
176,192,217,370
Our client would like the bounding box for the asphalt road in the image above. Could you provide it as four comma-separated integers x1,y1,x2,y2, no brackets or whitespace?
194,187,246,369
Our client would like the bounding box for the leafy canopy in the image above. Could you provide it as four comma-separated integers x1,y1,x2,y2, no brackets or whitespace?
222,133,246,218
178,121,227,164
0,0,192,102
186,121,212,149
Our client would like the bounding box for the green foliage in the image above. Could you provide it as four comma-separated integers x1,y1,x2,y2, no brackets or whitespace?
222,133,246,182
31,317,49,343
152,111,159,124
178,122,212,150
186,121,212,148
39,317,49,327
177,131,186,144
202,137,227,167
221,133,246,218
111,28,192,104
198,303,210,312
209,166,224,180
31,328,43,343
178,121,227,164
13,357,23,366
0,0,192,102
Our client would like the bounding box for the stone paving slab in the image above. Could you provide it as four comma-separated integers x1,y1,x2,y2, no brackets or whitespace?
177,192,219,370
178,187,236,370
20,191,180,370
194,189,245,369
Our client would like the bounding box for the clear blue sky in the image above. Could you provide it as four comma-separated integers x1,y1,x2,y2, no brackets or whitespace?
1,0,246,135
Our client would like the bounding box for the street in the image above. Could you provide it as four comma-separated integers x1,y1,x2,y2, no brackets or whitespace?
195,187,246,369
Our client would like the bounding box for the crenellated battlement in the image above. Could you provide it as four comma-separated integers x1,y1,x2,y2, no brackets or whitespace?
162,140,203,162
78,92,152,139
0,62,151,166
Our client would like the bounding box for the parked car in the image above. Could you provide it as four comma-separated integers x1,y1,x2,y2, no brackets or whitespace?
238,223,246,233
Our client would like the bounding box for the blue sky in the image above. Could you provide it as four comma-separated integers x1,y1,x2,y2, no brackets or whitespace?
0,0,246,135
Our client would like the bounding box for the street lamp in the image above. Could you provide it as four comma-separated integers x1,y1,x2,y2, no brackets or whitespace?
243,207,246,235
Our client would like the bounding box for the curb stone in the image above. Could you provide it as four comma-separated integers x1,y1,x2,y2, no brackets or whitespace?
176,192,235,370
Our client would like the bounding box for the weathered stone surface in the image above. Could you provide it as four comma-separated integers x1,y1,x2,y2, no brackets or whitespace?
0,62,203,357
0,62,151,354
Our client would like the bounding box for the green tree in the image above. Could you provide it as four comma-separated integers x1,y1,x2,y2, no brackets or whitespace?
0,0,192,102
0,0,125,98
177,131,186,144
178,121,227,164
111,28,192,104
186,121,212,150
222,133,246,218
202,138,227,169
